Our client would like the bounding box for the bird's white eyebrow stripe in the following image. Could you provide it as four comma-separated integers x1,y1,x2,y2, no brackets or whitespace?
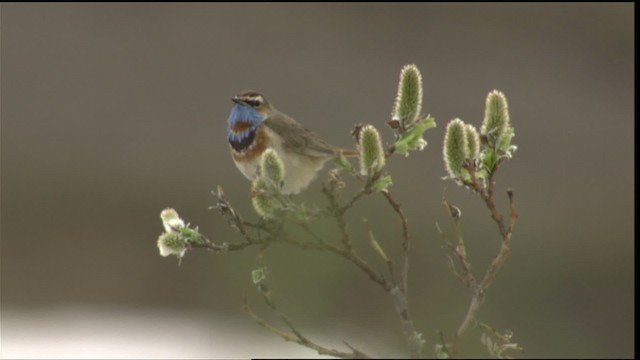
240,95,263,104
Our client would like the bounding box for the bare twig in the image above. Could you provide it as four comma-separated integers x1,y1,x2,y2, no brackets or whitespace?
452,291,482,351
442,165,518,355
210,178,422,358
380,191,410,292
436,222,476,289
340,188,369,214
368,229,395,282
378,190,423,359
323,184,369,252
296,221,328,246
243,286,372,359
189,233,260,253
271,228,393,292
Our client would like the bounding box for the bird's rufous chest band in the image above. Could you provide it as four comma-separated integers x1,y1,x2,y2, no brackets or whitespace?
231,121,253,134
231,126,269,163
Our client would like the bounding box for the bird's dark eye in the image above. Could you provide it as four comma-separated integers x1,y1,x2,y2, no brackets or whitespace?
251,100,261,107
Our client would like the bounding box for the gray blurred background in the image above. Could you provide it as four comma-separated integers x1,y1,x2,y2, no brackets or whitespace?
1,3,634,358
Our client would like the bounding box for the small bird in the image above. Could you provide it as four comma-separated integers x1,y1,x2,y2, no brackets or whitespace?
227,90,356,195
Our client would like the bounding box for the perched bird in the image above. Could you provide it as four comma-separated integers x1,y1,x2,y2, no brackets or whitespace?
227,90,356,195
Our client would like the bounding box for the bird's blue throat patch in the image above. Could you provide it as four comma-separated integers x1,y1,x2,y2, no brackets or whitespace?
227,104,264,152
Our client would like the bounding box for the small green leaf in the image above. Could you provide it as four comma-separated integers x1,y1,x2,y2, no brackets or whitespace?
475,168,488,180
497,127,515,154
481,149,499,173
443,119,467,177
260,148,285,186
481,90,510,144
372,174,393,192
333,154,352,171
394,116,436,155
252,268,266,284
178,226,199,243
464,123,480,160
359,125,386,176
434,344,450,359
393,64,423,128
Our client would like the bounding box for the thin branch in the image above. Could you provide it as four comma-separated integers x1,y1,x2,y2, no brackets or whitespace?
380,191,410,292
368,229,396,282
322,184,369,252
242,220,271,232
475,186,517,293
276,231,393,292
452,290,482,351
436,221,476,289
380,190,422,359
296,221,327,246
442,178,518,355
212,179,420,357
507,188,517,236
389,286,422,359
478,240,511,292
243,287,372,359
340,188,369,214
189,233,261,253
484,166,507,238
440,195,475,289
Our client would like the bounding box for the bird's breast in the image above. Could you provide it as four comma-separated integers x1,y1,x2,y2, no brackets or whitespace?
231,121,254,134
230,125,270,164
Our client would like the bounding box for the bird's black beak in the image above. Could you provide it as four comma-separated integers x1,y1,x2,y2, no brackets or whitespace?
231,96,243,105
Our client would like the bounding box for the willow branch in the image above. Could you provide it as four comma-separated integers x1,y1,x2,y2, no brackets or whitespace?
379,190,423,358
381,190,410,292
445,169,518,355
243,293,370,359
189,232,261,253
278,231,392,292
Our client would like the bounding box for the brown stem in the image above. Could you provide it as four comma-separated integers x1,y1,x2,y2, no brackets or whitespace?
278,232,392,292
442,181,517,356
380,191,422,359
381,191,410,292
190,233,260,253
452,291,482,352
243,294,371,359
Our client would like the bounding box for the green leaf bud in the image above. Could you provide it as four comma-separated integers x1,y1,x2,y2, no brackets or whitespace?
252,268,267,284
333,153,352,171
157,232,187,258
464,123,480,160
392,64,423,129
393,115,436,156
358,125,386,177
160,207,184,233
481,90,510,143
259,148,285,188
443,119,468,178
251,178,277,218
372,174,393,192
497,127,516,155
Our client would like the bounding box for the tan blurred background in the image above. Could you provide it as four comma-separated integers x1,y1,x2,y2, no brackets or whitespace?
1,3,634,358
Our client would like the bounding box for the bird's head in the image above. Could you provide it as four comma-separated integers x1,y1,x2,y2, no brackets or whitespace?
227,91,273,144
227,91,275,150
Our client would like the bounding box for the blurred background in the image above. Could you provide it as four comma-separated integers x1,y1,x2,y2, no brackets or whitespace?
1,3,633,358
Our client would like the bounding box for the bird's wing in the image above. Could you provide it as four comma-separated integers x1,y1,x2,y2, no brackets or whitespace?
263,112,337,158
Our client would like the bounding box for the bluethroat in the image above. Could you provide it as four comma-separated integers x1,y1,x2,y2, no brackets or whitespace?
227,90,357,195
